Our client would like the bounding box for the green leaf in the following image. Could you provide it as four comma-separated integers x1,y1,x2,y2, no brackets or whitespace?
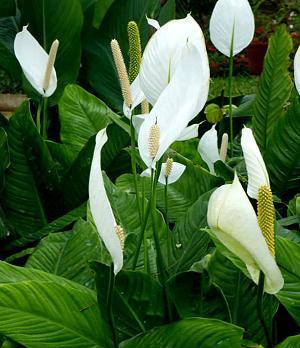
19,0,83,101
120,317,244,348
91,262,166,342
276,236,300,325
0,128,9,192
26,219,102,289
264,94,300,194
0,280,112,347
277,335,300,347
59,84,113,152
167,270,230,321
208,251,278,346
5,203,86,250
92,0,115,28
253,25,293,153
83,0,150,110
164,190,212,275
0,102,48,236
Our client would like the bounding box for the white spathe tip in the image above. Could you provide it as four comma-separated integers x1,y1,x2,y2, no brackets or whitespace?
198,124,220,174
209,0,255,57
241,127,270,199
207,173,284,294
89,128,123,274
146,16,161,30
14,26,57,97
141,161,186,185
294,46,300,95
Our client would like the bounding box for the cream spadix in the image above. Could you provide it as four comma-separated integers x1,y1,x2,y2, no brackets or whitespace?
207,174,284,294
294,46,300,95
14,26,58,97
241,127,270,200
89,129,123,274
137,14,210,168
209,0,255,57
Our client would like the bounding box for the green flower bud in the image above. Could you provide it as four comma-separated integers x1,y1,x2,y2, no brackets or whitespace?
128,21,142,83
204,103,223,123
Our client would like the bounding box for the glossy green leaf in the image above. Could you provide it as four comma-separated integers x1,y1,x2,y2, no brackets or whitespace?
0,102,48,236
26,219,102,289
208,251,278,346
164,190,212,275
277,335,300,348
59,84,113,153
0,0,15,17
276,236,300,325
253,25,293,153
19,0,83,101
264,94,300,194
92,262,166,342
120,317,244,348
0,128,9,192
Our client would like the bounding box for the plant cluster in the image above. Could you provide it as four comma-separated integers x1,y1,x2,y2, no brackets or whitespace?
0,0,299,348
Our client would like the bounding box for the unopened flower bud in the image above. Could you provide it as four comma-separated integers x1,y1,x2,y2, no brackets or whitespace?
204,103,223,124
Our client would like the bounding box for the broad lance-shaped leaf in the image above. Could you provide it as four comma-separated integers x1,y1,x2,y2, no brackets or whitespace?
209,0,254,57
264,93,300,193
14,26,58,97
89,128,123,274
253,25,293,153
294,46,300,95
241,127,270,199
137,14,209,168
207,174,283,294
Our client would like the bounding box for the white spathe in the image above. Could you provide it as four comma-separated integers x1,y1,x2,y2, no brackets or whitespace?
141,161,186,185
241,127,270,200
294,46,300,95
198,124,220,174
137,14,210,168
209,0,255,57
207,174,284,294
89,129,123,274
14,26,57,97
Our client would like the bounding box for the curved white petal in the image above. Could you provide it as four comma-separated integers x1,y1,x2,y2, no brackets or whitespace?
158,161,186,185
198,125,220,174
176,123,203,141
132,114,148,135
89,129,123,274
209,0,255,57
241,127,270,199
138,38,209,168
294,46,300,95
140,168,151,178
146,16,160,30
140,14,209,106
14,26,57,97
207,174,284,294
123,75,145,118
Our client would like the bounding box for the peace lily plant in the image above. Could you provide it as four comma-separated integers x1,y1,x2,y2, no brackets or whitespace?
14,26,59,138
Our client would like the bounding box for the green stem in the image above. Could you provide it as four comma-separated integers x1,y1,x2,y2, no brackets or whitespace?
164,179,170,265
130,118,142,224
42,97,48,140
228,29,234,157
132,195,152,271
107,264,118,348
257,272,272,348
36,99,43,134
151,166,172,322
